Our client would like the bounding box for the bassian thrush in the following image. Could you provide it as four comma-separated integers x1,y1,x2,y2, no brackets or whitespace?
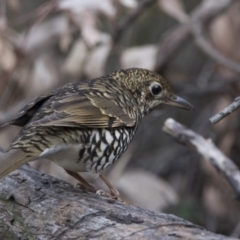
0,68,194,199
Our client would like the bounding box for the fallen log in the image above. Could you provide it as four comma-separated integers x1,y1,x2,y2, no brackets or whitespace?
0,164,236,240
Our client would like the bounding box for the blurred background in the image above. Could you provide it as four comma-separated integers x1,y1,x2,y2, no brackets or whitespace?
0,0,240,237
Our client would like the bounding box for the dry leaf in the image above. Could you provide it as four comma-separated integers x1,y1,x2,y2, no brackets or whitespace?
209,11,235,60
76,11,102,47
84,34,111,78
19,16,69,52
158,0,188,23
0,37,17,72
63,39,88,77
229,2,240,62
120,45,157,70
117,170,178,211
7,0,20,11
218,131,236,156
203,186,227,217
0,16,7,32
59,0,116,46
58,0,116,18
118,0,137,9
59,30,73,53
28,55,58,97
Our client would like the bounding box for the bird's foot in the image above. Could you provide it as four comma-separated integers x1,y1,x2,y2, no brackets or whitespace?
75,181,121,200
75,182,97,193
96,189,121,200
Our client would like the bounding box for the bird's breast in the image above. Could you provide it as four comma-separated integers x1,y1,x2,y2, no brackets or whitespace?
39,127,136,173
83,128,135,173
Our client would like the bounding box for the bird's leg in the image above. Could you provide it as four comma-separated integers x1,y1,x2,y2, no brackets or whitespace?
99,173,120,200
65,170,120,199
64,169,96,193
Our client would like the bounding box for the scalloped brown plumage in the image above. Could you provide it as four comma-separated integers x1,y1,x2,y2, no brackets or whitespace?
0,68,194,199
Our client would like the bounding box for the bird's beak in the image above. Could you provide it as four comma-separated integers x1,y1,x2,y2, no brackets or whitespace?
165,95,195,111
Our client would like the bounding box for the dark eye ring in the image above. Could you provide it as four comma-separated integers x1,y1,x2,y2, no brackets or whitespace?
151,84,162,95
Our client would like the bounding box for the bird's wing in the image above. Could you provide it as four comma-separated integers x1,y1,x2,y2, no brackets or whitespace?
29,93,137,128
2,92,56,127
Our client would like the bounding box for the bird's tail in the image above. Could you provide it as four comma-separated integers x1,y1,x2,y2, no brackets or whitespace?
0,149,35,179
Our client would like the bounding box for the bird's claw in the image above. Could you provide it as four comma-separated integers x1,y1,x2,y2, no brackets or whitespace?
96,189,121,200
75,182,97,193
75,183,121,200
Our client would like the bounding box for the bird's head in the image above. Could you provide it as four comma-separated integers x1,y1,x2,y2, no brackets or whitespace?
114,68,194,116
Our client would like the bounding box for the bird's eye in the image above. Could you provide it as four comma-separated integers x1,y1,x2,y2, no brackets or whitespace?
150,84,162,95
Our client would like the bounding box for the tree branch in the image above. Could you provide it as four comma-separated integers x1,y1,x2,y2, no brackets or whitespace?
191,1,240,73
155,0,238,72
163,118,240,200
0,164,237,239
209,96,240,124
112,0,156,45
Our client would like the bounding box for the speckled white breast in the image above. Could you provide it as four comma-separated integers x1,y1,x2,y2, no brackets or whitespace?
38,128,135,173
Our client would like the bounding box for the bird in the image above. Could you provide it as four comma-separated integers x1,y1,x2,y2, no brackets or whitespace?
0,68,194,199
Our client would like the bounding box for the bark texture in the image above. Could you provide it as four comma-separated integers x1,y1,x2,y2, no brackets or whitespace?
0,164,237,240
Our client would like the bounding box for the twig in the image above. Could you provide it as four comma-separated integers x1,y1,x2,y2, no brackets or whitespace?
112,0,156,45
209,96,240,124
163,118,240,200
155,24,191,72
195,61,216,88
192,19,240,74
190,0,240,73
20,0,58,50
0,0,6,32
0,0,6,17
155,0,236,72
9,1,54,27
